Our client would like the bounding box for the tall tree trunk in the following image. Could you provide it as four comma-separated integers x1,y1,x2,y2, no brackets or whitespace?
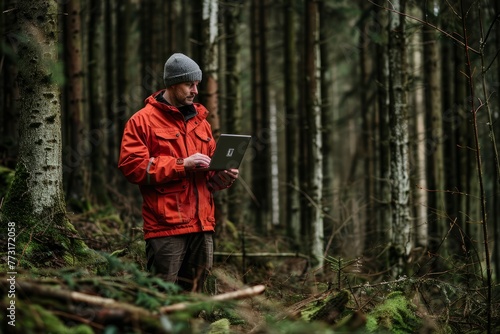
305,0,324,270
388,0,411,277
454,36,473,257
104,0,118,186
375,0,391,266
408,11,427,248
200,0,226,238
63,0,89,210
320,1,336,254
422,2,445,267
494,0,500,283
440,13,462,257
225,1,245,227
1,0,89,265
359,1,374,252
0,0,20,169
88,0,110,206
115,0,130,166
250,0,271,233
201,0,220,133
284,0,301,250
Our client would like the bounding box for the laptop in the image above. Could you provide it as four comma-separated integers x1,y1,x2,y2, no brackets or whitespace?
197,134,252,171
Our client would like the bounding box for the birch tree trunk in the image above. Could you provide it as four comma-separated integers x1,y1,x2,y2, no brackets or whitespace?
388,0,411,276
202,0,220,133
200,0,226,235
305,0,324,270
1,0,90,265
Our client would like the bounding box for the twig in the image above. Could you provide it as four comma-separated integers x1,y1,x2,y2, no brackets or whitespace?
367,0,479,55
214,251,309,260
160,285,266,313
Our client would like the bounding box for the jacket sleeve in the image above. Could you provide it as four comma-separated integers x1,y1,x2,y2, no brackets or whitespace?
118,117,186,185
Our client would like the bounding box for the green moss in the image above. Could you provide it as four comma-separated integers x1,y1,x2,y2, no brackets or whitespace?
1,163,35,224
208,318,231,334
365,291,422,333
0,163,105,269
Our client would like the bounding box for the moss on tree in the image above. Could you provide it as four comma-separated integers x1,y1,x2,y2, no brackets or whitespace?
0,163,103,269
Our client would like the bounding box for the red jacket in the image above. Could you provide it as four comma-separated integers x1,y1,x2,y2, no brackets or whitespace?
118,91,226,240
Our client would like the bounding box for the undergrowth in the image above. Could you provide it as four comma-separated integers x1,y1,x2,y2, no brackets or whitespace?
0,205,498,333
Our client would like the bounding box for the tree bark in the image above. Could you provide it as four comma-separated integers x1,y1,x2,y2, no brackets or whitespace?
388,0,411,277
225,1,245,227
284,0,301,250
359,1,374,252
201,0,220,134
88,0,110,206
305,0,324,270
374,0,391,267
1,0,89,266
422,2,445,265
63,0,89,210
0,0,20,169
408,9,427,248
250,0,271,233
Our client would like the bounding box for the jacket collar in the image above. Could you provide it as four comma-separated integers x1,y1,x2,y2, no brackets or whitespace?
146,90,210,126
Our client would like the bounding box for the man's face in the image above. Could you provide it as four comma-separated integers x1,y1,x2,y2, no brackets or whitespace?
169,81,199,106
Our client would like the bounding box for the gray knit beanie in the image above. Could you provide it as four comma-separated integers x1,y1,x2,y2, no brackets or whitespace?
163,53,202,87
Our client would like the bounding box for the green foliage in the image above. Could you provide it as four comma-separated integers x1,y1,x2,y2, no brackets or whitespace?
0,299,94,334
309,290,349,322
365,291,421,333
325,256,362,290
264,315,335,334
202,303,246,326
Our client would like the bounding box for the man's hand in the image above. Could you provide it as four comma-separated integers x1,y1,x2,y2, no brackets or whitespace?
213,169,239,187
184,153,211,170
222,169,239,180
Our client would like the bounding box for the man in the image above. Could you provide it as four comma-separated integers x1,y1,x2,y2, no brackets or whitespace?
118,53,238,292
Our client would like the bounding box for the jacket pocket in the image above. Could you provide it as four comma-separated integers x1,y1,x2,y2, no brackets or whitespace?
193,129,213,155
153,128,182,157
154,180,193,224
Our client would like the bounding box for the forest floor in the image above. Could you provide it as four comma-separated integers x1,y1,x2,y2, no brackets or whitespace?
1,204,499,333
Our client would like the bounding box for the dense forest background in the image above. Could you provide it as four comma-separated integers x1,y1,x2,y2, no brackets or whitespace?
1,0,500,333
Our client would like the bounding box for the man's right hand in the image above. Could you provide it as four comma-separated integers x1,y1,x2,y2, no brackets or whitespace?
183,153,211,170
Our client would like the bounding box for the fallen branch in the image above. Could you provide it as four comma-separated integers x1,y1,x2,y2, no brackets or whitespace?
160,284,266,313
16,280,154,319
214,252,309,260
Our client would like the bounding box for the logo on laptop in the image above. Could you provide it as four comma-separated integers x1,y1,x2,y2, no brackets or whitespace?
226,148,234,157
